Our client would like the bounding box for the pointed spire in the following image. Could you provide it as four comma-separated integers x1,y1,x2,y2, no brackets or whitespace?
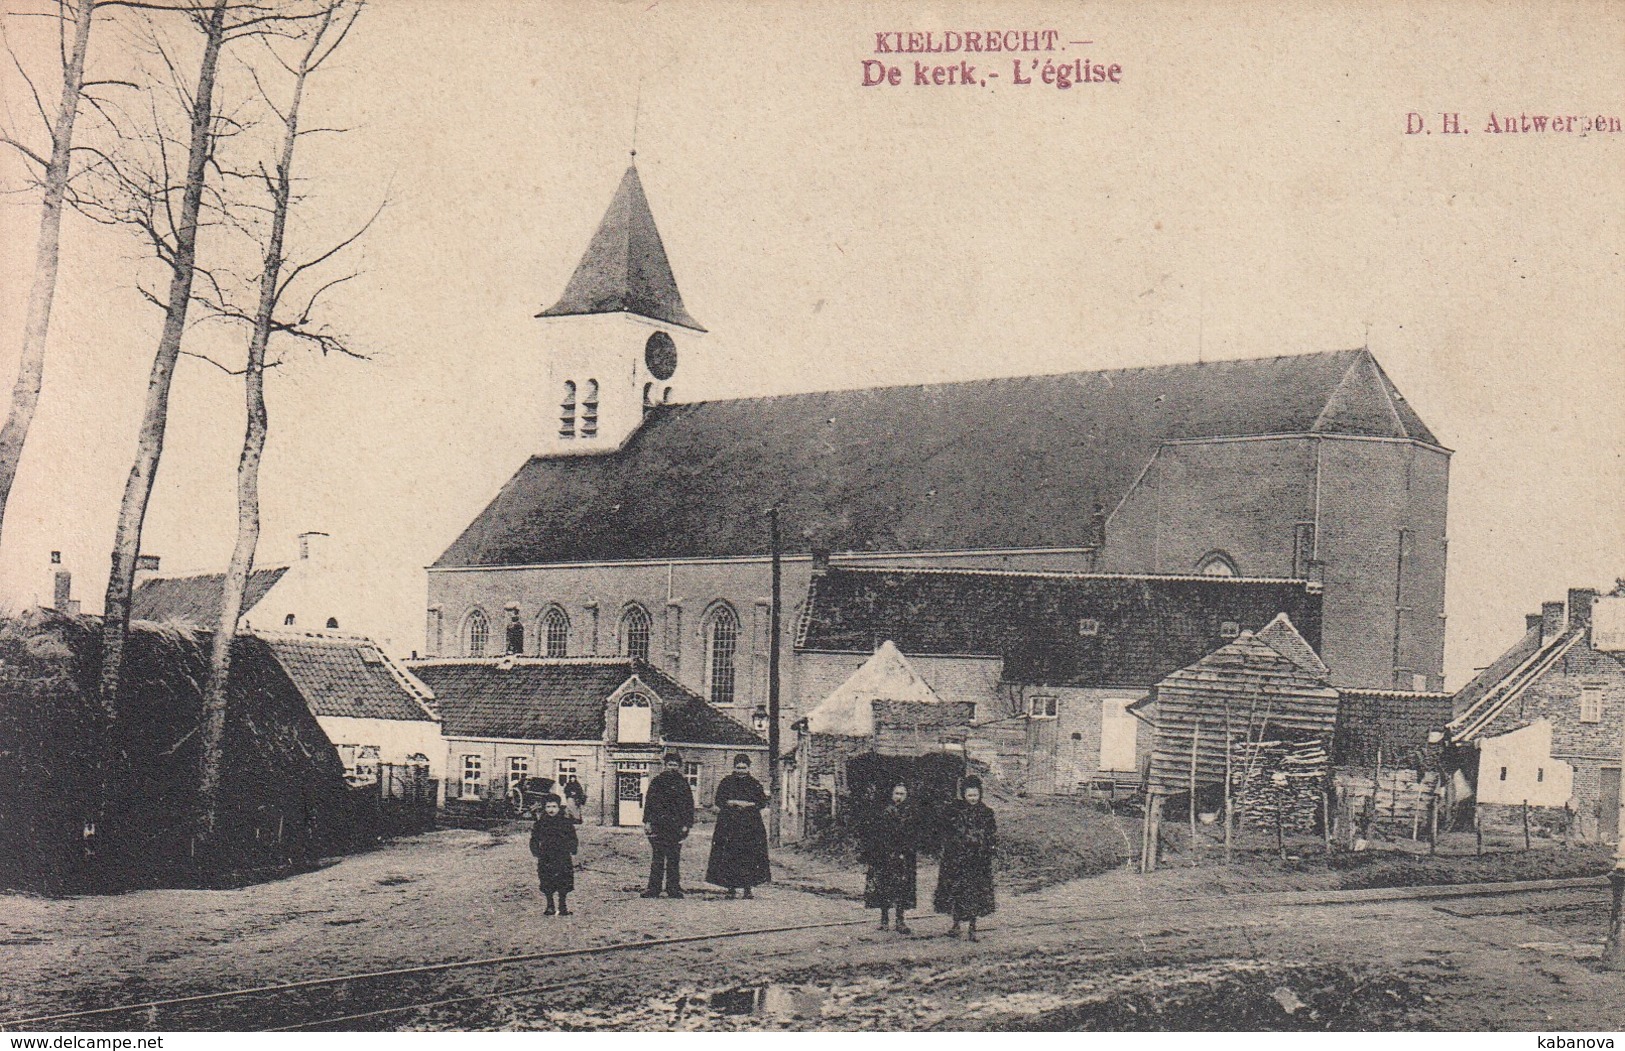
536,164,705,331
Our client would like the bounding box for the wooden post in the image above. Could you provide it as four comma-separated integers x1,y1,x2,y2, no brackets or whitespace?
1428,788,1438,855
1223,729,1234,866
1188,721,1201,863
1322,787,1332,850
1523,800,1531,851
1474,805,1484,855
1411,796,1421,841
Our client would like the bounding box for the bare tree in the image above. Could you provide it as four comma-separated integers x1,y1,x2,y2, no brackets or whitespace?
0,0,162,543
196,0,366,839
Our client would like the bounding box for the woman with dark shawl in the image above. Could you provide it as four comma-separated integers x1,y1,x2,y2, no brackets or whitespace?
933,775,997,941
705,754,771,898
861,782,920,933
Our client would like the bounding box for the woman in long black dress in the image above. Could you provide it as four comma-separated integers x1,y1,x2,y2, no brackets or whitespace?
861,782,920,933
933,775,996,941
529,796,579,915
705,754,771,898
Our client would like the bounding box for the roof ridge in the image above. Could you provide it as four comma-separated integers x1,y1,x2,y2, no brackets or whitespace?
1448,628,1585,740
822,565,1313,586
667,348,1368,413
138,564,290,584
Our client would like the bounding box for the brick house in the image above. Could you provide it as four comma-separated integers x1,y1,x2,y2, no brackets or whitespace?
425,161,1451,752
257,630,443,784
792,564,1325,796
407,656,765,824
1446,584,1625,842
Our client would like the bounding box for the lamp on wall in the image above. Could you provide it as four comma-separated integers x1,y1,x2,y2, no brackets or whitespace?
752,704,769,735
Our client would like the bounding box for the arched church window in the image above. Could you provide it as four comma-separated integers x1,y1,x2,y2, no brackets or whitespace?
621,604,653,663
704,603,740,707
466,609,490,656
284,613,296,626
581,380,599,438
559,381,577,439
543,606,570,658
326,617,339,630
1197,552,1239,577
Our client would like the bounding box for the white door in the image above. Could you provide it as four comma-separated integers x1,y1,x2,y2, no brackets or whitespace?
1099,697,1139,773
617,770,646,826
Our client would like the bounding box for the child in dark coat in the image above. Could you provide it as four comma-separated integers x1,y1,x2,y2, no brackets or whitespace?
529,796,579,915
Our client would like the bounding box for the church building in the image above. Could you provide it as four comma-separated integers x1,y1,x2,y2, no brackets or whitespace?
426,162,1452,740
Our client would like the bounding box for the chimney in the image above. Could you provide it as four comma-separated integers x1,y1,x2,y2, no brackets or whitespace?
1541,600,1566,644
810,547,831,576
1568,587,1599,629
298,531,330,562
53,570,72,612
1525,613,1544,633
1089,503,1107,549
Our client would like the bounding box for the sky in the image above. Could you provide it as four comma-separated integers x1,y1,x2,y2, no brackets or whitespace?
0,0,1621,682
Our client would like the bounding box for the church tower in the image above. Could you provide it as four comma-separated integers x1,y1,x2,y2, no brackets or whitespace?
535,161,705,452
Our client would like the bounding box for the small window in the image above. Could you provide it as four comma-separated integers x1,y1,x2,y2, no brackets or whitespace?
559,381,577,439
507,756,529,795
543,607,570,658
284,613,296,626
556,758,580,786
581,380,599,438
1220,621,1241,639
1198,552,1239,577
1499,766,1508,782
1581,685,1604,724
326,617,339,630
462,755,484,799
466,609,490,657
684,761,701,791
1077,617,1101,637
1029,695,1058,718
1537,767,1545,783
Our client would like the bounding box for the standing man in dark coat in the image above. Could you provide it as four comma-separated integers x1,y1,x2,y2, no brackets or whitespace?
705,754,771,898
641,752,694,898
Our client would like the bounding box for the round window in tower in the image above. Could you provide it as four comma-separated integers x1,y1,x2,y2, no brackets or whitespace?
644,331,678,381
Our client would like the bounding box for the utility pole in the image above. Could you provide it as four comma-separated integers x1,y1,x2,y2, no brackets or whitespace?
767,507,782,846
1605,723,1625,969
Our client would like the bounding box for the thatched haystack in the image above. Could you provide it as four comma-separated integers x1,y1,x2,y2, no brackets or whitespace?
0,609,361,893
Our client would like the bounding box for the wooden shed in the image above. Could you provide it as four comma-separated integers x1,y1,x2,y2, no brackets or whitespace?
1136,613,1338,870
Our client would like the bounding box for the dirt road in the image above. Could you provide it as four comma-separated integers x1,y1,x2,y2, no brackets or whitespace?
2,822,1620,1031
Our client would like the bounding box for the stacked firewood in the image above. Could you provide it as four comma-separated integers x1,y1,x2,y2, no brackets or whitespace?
1234,736,1329,835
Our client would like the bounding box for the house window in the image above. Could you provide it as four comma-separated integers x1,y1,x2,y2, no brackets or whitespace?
1029,695,1058,718
705,604,740,706
1499,766,1508,781
621,604,653,663
507,756,529,796
684,761,701,791
543,607,570,658
1537,767,1545,783
581,379,599,438
619,693,652,743
466,609,490,656
326,617,339,630
556,758,580,786
1077,618,1101,637
559,381,577,438
1220,621,1241,639
1198,551,1239,577
1581,685,1604,724
461,755,484,799
284,613,296,626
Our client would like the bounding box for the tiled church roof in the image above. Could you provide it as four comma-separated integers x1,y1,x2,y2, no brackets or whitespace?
435,349,1440,568
796,566,1324,689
